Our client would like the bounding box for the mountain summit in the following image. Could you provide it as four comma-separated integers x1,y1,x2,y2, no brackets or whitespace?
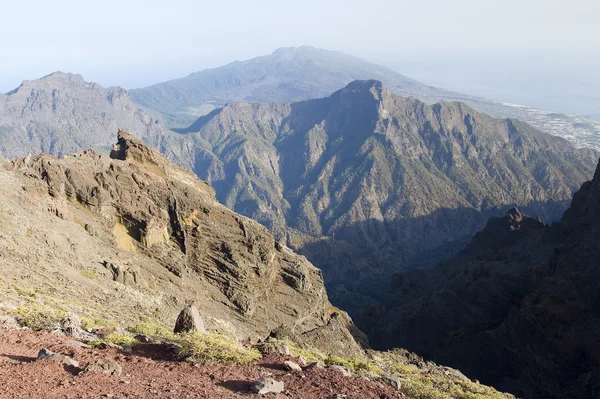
0,72,171,159
129,46,452,127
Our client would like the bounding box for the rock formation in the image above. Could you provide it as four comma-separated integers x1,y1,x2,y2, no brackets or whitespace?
0,130,364,357
173,305,206,333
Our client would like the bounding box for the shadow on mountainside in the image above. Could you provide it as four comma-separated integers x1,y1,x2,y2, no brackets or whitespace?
295,199,571,326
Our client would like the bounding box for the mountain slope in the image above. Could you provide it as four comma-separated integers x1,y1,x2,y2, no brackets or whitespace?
171,80,598,313
0,72,191,162
370,160,600,398
0,130,367,357
129,46,600,149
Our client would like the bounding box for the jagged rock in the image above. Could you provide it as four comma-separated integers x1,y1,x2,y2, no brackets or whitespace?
379,376,401,391
103,261,140,286
60,314,98,341
328,365,352,377
297,356,308,367
283,360,302,372
173,305,205,334
134,334,152,343
60,313,80,336
37,348,79,367
259,342,290,356
84,359,122,376
250,378,284,395
306,361,323,369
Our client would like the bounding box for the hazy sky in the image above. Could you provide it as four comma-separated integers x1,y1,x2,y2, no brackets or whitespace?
2,0,599,116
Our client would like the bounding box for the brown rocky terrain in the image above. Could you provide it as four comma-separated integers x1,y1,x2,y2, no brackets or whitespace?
372,157,600,398
0,329,406,399
0,129,362,357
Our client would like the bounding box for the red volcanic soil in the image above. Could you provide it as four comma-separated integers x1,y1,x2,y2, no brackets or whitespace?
0,329,407,398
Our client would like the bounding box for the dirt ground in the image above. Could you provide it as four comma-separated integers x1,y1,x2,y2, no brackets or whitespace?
0,329,407,399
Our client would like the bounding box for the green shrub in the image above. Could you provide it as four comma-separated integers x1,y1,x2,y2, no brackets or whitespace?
80,269,97,280
81,317,119,330
90,333,139,347
325,355,384,375
175,332,261,365
127,320,174,339
11,305,66,331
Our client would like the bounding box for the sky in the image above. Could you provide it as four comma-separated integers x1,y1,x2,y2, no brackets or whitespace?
1,0,599,117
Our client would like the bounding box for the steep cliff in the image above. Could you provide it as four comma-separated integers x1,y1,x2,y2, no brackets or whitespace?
372,159,600,398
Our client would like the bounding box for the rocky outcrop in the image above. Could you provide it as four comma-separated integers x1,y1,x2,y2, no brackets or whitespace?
372,158,600,399
1,130,364,357
173,305,206,333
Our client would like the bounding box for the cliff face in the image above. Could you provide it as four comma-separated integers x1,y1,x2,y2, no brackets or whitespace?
372,159,600,398
173,79,597,314
0,130,363,357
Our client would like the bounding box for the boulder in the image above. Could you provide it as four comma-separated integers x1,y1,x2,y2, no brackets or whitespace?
297,356,308,367
0,315,20,330
37,348,79,367
250,378,284,395
379,375,401,391
328,365,352,377
259,342,290,356
134,334,152,343
283,360,302,372
173,305,206,334
83,359,122,376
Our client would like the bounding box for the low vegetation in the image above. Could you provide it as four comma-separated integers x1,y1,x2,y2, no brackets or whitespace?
10,304,66,331
175,332,261,365
90,333,139,347
371,350,513,399
3,303,512,398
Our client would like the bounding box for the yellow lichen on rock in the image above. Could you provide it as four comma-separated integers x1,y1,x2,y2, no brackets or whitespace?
113,223,136,252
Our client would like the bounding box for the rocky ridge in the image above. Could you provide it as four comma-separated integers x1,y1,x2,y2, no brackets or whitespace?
371,157,600,398
0,72,193,166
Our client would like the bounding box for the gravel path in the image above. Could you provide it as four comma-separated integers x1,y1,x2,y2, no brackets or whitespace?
0,330,407,399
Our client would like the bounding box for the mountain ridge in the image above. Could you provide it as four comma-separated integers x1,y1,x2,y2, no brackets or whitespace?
129,46,600,150
168,79,597,313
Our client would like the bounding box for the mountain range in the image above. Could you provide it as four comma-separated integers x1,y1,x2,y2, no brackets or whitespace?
1,45,600,398
163,79,597,313
0,72,170,159
0,71,597,316
130,46,600,150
